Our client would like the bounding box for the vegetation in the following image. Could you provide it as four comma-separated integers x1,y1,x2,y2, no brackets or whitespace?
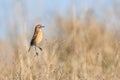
0,1,120,80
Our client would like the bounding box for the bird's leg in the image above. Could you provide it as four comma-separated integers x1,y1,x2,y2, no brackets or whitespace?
37,46,42,51
35,46,38,56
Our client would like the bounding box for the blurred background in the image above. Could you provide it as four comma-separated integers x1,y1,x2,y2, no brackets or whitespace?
1,0,120,39
0,0,120,80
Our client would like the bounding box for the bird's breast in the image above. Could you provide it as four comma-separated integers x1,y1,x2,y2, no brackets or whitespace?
35,31,43,44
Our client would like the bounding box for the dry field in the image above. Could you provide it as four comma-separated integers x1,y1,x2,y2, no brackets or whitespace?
0,15,120,80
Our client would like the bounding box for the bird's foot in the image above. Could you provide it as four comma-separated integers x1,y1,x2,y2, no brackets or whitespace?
36,52,39,56
38,47,42,51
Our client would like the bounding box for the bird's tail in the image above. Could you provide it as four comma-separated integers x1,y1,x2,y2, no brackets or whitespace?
28,46,31,52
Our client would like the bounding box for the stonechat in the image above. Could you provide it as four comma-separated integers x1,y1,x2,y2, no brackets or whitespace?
28,24,44,55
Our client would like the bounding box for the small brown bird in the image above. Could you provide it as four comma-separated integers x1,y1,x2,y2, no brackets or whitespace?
28,24,44,55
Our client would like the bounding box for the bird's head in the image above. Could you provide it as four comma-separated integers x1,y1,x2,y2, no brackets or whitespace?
35,24,44,31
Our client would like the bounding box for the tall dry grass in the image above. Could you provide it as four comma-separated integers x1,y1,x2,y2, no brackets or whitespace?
0,13,120,80
0,1,120,80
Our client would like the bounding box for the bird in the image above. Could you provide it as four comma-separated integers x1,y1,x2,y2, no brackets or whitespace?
28,24,44,55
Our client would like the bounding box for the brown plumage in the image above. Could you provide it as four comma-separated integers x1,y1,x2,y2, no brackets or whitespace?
28,24,44,55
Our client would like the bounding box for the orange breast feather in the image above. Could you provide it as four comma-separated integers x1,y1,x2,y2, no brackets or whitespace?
35,31,43,44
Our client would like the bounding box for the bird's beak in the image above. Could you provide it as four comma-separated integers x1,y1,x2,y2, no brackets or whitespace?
41,26,45,28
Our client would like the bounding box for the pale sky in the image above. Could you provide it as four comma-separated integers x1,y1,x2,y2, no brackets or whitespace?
0,0,118,39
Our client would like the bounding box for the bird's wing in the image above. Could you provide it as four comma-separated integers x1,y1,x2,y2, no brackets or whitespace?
32,32,37,40
30,32,38,45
